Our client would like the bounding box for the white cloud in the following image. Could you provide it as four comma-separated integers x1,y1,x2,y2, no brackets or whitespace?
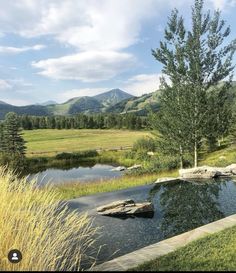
0,44,46,54
209,0,236,10
0,0,169,50
32,51,137,82
123,74,162,96
0,79,12,90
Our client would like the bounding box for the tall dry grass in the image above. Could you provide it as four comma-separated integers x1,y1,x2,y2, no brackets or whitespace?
0,167,97,271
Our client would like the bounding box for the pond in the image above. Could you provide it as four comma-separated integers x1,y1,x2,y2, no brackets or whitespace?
67,177,236,267
27,163,123,185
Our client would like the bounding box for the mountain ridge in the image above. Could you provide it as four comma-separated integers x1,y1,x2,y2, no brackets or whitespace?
0,88,135,119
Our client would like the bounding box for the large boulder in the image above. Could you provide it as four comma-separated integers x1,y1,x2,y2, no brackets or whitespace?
225,164,236,175
97,199,154,216
179,165,232,179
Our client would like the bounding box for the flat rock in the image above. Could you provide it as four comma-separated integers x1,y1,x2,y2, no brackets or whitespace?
111,166,126,171
127,164,142,170
225,164,236,175
155,177,179,184
179,165,232,179
97,199,154,216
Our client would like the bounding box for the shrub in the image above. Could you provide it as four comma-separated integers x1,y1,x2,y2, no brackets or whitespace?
0,167,97,271
28,157,48,164
132,137,156,153
147,155,180,172
55,150,98,160
0,154,27,172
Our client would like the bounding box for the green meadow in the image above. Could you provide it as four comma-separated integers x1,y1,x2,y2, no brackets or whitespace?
23,129,151,157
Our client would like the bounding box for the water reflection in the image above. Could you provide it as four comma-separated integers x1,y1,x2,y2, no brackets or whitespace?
149,180,224,237
85,178,236,266
27,163,123,185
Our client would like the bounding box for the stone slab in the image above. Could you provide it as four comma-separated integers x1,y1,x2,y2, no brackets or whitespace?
91,214,236,271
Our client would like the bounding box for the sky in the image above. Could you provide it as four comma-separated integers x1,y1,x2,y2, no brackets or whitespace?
0,0,235,106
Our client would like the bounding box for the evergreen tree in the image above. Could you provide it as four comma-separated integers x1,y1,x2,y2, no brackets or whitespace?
152,0,236,167
3,112,26,158
0,123,5,154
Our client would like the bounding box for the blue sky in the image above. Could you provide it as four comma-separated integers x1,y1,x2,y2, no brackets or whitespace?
0,0,235,105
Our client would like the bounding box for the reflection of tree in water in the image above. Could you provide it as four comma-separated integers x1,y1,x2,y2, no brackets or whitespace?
148,180,224,238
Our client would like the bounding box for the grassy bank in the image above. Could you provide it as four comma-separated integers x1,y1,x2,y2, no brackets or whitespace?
55,170,178,200
23,129,151,158
133,225,236,271
200,144,236,167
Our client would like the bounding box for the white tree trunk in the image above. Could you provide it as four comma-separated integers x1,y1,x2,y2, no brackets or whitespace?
194,140,198,168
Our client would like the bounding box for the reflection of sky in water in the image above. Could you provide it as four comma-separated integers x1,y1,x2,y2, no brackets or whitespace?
74,178,236,267
27,164,123,185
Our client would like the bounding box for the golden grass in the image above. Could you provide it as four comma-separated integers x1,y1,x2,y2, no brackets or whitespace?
55,170,179,200
0,167,98,271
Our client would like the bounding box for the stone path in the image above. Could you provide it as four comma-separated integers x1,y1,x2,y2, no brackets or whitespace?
91,214,236,271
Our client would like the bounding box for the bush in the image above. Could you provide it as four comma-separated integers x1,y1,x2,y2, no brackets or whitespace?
0,154,27,172
28,157,48,165
132,137,156,153
0,167,97,271
55,150,99,160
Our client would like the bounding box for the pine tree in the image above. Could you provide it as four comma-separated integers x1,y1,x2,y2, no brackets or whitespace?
0,123,5,154
152,0,236,167
3,112,26,159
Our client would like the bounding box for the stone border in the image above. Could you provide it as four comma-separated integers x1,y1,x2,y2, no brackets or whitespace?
91,214,236,271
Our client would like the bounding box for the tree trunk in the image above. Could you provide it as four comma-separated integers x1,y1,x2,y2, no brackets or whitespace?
179,145,183,169
194,140,198,168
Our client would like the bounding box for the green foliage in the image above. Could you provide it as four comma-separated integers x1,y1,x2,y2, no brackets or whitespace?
19,113,148,131
0,112,27,171
55,150,99,160
152,0,236,167
132,137,157,153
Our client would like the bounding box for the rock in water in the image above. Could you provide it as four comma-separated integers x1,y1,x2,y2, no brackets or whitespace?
155,177,179,184
127,164,142,170
111,166,126,171
97,199,154,217
179,165,232,179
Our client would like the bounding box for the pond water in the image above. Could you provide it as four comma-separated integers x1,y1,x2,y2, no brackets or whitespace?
68,177,236,267
27,164,123,185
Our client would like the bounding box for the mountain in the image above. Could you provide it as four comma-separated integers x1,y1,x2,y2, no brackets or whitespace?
106,91,161,115
0,100,8,105
0,89,134,119
94,88,133,107
0,103,50,119
47,89,133,115
47,97,103,115
38,100,57,106
1,83,236,119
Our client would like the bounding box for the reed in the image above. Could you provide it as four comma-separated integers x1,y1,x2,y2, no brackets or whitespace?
0,167,98,271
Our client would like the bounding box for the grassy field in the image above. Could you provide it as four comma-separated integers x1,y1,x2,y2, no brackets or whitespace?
55,170,178,200
133,226,236,271
200,144,236,167
23,129,151,157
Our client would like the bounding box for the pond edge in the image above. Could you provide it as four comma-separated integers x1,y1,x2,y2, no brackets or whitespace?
90,213,236,271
